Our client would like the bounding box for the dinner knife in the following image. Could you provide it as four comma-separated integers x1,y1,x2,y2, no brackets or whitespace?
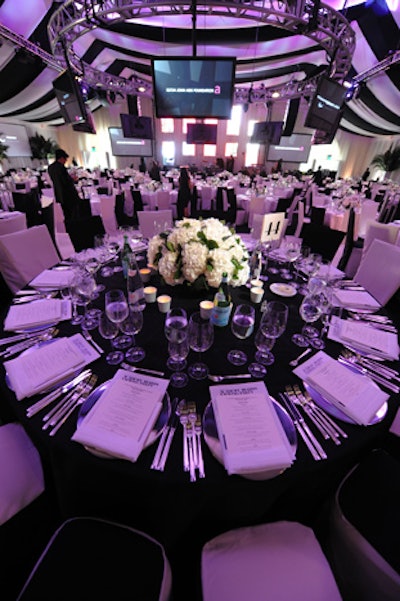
338,357,400,394
157,411,179,472
279,393,326,461
27,369,92,417
48,375,98,437
151,397,179,470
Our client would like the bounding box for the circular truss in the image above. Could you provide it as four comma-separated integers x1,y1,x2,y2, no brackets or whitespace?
47,0,355,103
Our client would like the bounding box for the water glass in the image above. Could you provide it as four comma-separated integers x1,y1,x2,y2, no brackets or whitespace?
188,312,214,380
227,304,255,366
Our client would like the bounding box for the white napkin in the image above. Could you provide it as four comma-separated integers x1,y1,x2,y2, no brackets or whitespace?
294,351,389,425
210,381,295,475
4,299,71,331
30,269,74,289
71,369,168,462
4,334,100,400
332,288,380,310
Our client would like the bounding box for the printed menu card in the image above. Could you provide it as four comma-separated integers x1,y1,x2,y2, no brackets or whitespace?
328,316,399,361
30,268,75,289
4,333,100,400
71,369,169,462
294,351,389,425
210,381,295,475
332,288,380,310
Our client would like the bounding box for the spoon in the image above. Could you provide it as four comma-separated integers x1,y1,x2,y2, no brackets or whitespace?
208,373,252,383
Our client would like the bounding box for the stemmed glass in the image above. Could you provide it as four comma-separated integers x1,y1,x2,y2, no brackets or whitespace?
188,312,214,380
292,293,323,347
280,238,302,281
104,289,130,363
309,285,334,350
227,304,255,366
98,313,120,365
121,305,146,363
250,301,289,376
75,270,98,331
164,308,189,387
298,252,322,295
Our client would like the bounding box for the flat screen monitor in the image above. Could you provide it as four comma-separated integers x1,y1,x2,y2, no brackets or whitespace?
52,69,88,125
120,114,153,139
251,121,284,144
304,76,347,134
109,127,153,157
0,123,31,157
186,123,217,144
152,57,236,119
267,133,312,163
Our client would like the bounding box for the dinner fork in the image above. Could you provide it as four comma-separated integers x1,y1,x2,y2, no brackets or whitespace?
48,375,98,437
286,385,341,445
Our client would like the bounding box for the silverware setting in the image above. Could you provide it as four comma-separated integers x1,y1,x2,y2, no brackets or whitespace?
279,392,327,461
168,399,205,481
208,373,251,383
289,347,312,367
26,369,93,418
151,397,179,471
341,349,400,381
82,329,104,355
48,374,98,437
338,355,400,394
0,328,58,358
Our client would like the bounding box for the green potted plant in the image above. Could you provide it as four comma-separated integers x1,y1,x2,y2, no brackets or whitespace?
29,133,58,165
371,145,400,176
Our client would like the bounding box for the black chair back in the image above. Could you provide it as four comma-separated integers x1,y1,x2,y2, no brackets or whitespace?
300,222,345,261
66,215,106,252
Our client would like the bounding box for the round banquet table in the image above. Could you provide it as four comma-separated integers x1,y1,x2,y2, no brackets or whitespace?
1,262,399,600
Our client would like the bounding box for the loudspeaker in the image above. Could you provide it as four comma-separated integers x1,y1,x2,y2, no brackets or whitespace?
282,98,300,137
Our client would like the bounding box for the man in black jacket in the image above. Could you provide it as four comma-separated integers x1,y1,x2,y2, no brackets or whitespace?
47,148,81,221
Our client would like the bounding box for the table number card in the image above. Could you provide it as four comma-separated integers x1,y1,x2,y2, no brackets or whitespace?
210,381,295,475
71,369,169,462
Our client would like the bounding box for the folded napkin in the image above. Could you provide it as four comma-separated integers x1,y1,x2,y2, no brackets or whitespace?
71,369,169,462
30,269,74,289
328,316,399,361
4,333,100,400
294,351,389,425
210,381,295,475
332,288,380,310
4,299,71,331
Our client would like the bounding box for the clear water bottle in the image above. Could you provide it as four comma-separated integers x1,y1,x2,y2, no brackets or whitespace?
121,234,132,279
127,253,146,310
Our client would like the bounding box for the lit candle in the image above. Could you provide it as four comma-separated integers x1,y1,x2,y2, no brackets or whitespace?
157,294,171,313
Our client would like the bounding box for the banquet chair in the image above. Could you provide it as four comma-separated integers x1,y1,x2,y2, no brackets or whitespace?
115,192,135,228
0,212,26,235
137,209,173,238
0,422,45,527
15,517,172,601
299,222,345,262
156,189,172,210
353,239,400,306
327,449,400,601
0,224,60,293
361,220,400,258
99,194,119,235
357,199,378,238
310,205,326,226
201,521,342,601
65,215,106,252
12,191,42,228
294,199,310,237
248,196,267,229
200,185,214,210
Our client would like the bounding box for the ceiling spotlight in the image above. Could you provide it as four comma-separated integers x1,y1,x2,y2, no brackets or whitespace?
272,91,280,98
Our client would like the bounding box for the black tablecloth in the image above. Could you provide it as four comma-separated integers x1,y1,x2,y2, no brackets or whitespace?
1,264,398,598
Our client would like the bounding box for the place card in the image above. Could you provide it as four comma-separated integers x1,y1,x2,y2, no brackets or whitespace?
294,351,389,425
210,381,295,475
4,333,100,400
71,369,169,462
4,299,71,331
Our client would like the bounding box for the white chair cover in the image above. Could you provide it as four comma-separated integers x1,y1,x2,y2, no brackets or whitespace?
0,224,60,293
0,212,27,235
201,521,342,601
362,220,400,258
156,190,171,210
357,200,378,238
200,186,214,210
354,238,400,306
99,194,119,235
137,210,173,238
0,423,45,526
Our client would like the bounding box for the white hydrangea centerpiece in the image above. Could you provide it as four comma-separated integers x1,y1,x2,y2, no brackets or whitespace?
147,218,250,289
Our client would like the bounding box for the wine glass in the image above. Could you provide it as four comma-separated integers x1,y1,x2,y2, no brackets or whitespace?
309,285,334,350
122,304,146,363
292,293,323,347
298,252,322,295
98,313,120,365
75,270,98,331
167,337,190,387
105,289,130,362
250,301,289,372
280,237,302,281
164,308,188,369
188,312,214,380
84,255,105,295
227,304,255,366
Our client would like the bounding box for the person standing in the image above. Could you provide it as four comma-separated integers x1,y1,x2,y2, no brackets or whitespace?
149,159,161,182
176,166,193,219
47,149,81,221
139,157,146,173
